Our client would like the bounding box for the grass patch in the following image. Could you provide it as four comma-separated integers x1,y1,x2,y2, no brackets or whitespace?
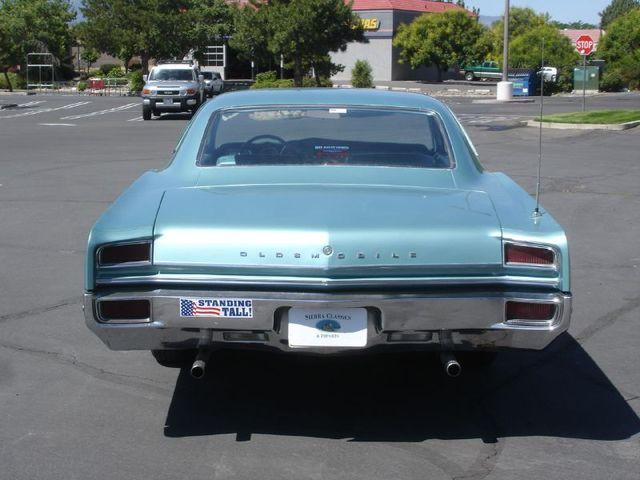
539,109,640,124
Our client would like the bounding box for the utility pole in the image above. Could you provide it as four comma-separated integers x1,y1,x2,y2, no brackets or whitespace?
496,0,513,100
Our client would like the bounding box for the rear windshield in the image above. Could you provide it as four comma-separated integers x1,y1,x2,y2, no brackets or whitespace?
199,107,453,168
149,68,194,81
202,72,213,79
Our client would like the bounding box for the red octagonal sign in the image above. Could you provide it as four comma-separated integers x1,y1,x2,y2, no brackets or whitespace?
576,35,595,55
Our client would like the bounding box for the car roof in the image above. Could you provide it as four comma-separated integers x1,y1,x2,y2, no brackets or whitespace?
152,64,196,70
206,88,446,113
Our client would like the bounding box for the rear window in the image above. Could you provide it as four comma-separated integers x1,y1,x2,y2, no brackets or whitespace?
199,107,453,169
149,68,194,81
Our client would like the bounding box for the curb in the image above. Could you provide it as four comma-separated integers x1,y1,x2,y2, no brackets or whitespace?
523,119,640,130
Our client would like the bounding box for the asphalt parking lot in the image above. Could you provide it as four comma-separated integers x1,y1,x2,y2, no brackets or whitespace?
1,92,639,480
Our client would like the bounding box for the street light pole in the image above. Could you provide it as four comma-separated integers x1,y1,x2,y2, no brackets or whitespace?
496,0,513,100
502,0,509,83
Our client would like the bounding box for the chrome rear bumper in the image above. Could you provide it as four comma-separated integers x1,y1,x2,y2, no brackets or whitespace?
83,288,571,353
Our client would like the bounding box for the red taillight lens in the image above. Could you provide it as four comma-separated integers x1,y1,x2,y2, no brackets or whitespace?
505,301,556,321
98,299,150,322
98,242,151,266
505,243,554,266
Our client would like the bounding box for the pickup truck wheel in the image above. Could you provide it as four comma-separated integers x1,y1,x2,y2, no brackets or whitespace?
142,105,151,120
152,108,160,117
465,71,475,81
151,349,197,368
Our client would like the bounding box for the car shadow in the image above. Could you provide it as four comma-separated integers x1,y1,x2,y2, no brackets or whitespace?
156,113,191,121
163,333,640,442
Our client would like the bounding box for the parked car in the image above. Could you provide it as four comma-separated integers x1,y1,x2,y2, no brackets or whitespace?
140,62,205,120
84,89,572,379
460,61,502,81
539,66,558,83
202,71,224,97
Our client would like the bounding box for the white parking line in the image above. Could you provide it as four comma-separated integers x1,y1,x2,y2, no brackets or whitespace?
0,101,91,119
457,114,525,125
127,116,144,122
18,100,47,107
38,123,77,127
61,102,138,120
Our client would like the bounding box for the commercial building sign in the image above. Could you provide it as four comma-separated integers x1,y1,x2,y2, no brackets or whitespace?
360,18,380,30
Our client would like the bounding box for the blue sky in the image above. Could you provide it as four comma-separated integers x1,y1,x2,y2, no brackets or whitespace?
465,0,609,24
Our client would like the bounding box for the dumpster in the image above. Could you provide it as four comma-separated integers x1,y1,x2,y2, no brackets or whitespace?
507,69,537,96
573,65,600,91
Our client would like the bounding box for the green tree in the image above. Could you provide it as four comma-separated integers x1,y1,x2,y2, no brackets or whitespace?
0,0,75,91
80,0,232,74
509,23,579,91
599,8,640,89
479,7,549,61
185,0,234,63
393,10,487,81
81,47,99,73
232,0,364,87
599,0,640,29
551,20,597,29
228,2,272,70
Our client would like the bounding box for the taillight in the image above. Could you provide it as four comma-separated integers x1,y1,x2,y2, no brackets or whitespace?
504,243,555,266
98,242,151,266
98,299,150,322
505,301,556,322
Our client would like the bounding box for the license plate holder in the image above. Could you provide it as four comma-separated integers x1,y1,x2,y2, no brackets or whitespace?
288,307,367,348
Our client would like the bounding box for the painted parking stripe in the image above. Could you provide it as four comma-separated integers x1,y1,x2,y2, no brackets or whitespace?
127,116,145,122
0,101,91,119
61,102,138,120
18,100,47,107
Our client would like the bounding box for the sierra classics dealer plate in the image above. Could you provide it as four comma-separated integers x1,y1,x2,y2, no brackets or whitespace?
288,308,367,348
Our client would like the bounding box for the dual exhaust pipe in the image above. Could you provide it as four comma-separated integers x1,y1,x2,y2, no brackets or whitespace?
190,349,461,379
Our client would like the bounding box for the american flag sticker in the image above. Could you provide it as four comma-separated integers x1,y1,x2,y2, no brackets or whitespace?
179,298,253,318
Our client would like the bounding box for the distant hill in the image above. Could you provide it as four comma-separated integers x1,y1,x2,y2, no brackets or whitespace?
479,15,501,27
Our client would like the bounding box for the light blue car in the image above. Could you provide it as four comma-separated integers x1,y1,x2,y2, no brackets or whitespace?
84,89,571,378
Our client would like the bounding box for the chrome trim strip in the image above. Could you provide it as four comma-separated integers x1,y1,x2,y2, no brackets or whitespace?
95,273,561,288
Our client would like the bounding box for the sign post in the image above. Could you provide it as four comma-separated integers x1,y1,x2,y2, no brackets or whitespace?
575,34,595,112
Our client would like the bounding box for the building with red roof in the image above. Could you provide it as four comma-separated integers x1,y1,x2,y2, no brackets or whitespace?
331,0,472,81
559,29,603,54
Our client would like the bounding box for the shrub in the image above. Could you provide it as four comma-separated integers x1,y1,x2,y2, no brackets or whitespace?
302,76,333,87
107,66,124,78
600,69,626,92
77,81,88,92
128,70,144,93
99,63,119,76
0,72,26,90
351,60,373,88
129,62,142,71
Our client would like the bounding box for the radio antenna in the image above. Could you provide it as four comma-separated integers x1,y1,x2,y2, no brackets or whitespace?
533,37,545,218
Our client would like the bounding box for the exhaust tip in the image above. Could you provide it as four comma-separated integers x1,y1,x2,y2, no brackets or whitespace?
190,359,206,379
444,360,462,377
440,352,462,377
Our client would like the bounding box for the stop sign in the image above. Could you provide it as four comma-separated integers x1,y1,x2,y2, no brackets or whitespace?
576,35,595,55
